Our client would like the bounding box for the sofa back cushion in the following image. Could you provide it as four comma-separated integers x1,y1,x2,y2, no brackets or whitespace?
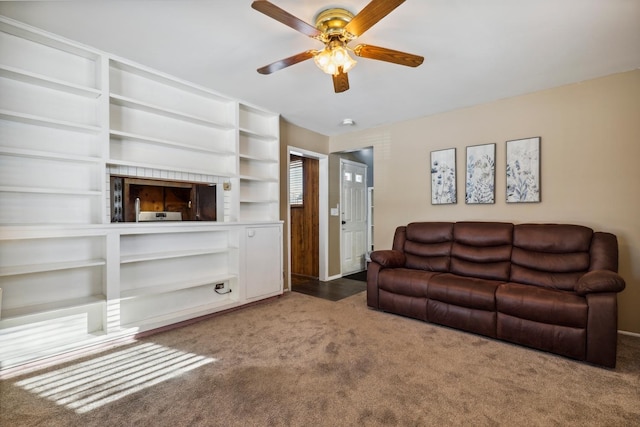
510,224,593,290
451,222,513,281
402,222,453,272
589,232,619,271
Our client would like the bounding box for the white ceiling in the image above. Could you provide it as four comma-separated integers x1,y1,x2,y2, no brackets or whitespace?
1,1,639,136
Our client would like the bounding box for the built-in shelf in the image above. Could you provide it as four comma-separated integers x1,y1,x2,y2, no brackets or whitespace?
0,295,105,321
109,58,232,104
0,147,103,164
120,248,228,264
239,175,278,182
239,153,278,163
0,259,105,277
239,127,278,141
240,199,278,204
110,94,233,130
0,186,102,196
0,64,102,98
0,109,102,133
238,104,279,222
110,130,235,156
120,273,236,299
0,18,101,61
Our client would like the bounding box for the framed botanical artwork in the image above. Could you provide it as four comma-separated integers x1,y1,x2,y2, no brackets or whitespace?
506,137,541,203
465,143,496,204
430,148,457,204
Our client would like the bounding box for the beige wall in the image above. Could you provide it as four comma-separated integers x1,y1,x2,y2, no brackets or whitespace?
330,70,640,334
279,121,330,289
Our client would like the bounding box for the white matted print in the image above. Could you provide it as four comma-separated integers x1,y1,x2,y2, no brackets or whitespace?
430,148,457,204
465,143,495,204
506,137,541,203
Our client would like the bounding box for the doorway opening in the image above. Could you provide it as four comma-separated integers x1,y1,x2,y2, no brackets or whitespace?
289,154,319,279
340,158,368,275
334,147,374,277
286,147,329,292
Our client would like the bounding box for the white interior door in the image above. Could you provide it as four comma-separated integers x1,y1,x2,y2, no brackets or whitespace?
340,159,367,275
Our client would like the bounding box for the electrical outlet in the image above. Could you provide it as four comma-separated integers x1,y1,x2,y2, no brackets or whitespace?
215,283,225,290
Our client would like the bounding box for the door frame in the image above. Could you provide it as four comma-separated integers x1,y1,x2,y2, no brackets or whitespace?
286,146,329,289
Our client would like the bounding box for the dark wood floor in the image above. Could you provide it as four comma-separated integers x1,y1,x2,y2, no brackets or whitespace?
291,273,367,302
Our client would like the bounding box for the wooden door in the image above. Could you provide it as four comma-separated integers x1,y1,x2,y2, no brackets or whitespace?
290,156,319,278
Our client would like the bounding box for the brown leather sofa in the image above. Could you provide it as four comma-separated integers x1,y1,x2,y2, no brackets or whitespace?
366,222,626,368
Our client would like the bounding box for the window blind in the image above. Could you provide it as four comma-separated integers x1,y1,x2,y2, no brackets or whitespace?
290,157,303,206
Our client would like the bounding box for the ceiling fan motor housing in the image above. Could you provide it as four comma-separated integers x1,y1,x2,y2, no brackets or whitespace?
314,8,356,42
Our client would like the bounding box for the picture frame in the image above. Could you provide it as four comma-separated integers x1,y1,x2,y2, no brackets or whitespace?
430,148,457,204
506,137,541,203
465,143,496,204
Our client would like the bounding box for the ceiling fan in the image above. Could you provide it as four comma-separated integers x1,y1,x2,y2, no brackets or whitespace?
251,0,424,93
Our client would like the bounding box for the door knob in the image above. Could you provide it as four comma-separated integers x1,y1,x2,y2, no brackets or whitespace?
341,220,346,225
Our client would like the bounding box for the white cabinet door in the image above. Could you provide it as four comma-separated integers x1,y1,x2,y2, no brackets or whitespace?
244,225,282,300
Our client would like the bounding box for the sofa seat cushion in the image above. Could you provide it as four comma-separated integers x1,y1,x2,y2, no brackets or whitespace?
428,300,497,338
496,283,587,328
379,290,428,321
427,273,502,311
497,313,586,360
378,268,435,298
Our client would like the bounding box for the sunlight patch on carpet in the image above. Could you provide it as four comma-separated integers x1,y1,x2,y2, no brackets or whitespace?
1,314,90,364
15,342,216,414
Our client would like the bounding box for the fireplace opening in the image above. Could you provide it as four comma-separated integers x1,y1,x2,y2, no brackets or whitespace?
110,176,222,222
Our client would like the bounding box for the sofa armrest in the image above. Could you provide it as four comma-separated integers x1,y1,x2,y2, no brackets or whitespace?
575,270,626,296
370,250,406,268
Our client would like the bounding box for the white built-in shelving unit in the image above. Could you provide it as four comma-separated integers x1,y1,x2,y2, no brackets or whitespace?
0,18,105,226
116,226,239,328
108,59,238,177
238,104,280,221
0,230,106,326
0,16,282,369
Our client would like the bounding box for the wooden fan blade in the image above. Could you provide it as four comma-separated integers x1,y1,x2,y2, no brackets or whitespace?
251,0,321,38
344,0,405,37
257,50,315,74
353,44,424,67
332,68,350,93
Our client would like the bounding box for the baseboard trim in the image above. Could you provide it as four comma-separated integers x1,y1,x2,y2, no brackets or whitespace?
619,330,640,338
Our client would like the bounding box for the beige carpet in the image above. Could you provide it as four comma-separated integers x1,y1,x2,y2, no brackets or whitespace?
1,291,639,426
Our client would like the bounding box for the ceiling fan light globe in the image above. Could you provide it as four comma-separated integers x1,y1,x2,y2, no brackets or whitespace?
332,46,357,74
314,44,357,75
332,46,348,63
314,48,335,75
342,55,357,73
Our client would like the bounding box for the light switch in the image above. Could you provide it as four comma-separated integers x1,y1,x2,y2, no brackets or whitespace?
330,208,339,216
